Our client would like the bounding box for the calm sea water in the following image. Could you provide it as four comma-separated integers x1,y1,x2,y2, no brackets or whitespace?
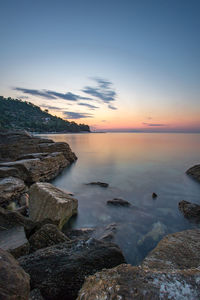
40,133,200,265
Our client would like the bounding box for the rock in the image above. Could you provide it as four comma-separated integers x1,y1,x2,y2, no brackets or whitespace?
29,289,44,300
0,130,77,163
86,181,109,188
19,193,29,207
152,192,158,198
107,198,131,206
186,164,200,183
77,264,200,300
65,228,95,240
179,200,200,219
142,228,200,270
0,248,30,299
0,176,26,205
29,182,78,229
0,206,33,229
19,239,125,300
0,166,20,178
29,224,70,252
0,152,70,183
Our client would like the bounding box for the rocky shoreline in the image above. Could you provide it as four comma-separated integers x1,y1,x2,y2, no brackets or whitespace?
0,130,200,299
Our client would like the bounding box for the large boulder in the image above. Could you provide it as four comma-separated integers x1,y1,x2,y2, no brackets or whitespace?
77,229,200,300
29,182,78,229
0,176,26,205
142,228,200,270
0,131,77,162
0,248,30,299
179,200,200,219
186,164,200,183
19,239,125,300
0,152,69,183
77,264,200,300
29,224,69,252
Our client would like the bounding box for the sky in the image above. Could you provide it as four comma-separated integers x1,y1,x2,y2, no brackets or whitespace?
0,0,200,132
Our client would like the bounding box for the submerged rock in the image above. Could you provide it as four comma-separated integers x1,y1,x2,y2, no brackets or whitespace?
29,224,70,252
0,248,30,299
107,198,131,206
179,200,200,219
77,264,200,300
86,181,109,187
186,164,200,183
29,182,78,229
138,221,167,247
0,176,26,205
19,239,125,300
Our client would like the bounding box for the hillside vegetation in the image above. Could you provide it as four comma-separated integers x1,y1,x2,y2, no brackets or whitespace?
0,96,90,133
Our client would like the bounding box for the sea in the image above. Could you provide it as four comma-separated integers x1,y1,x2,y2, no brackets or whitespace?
39,132,200,265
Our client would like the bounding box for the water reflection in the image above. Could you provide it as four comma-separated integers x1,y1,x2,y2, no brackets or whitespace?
40,133,200,265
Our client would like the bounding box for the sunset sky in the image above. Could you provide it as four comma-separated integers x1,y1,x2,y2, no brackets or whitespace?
0,0,200,132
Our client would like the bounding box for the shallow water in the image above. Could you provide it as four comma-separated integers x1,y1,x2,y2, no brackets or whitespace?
40,132,200,265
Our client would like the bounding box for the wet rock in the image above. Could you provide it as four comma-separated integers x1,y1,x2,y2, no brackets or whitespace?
107,198,131,206
0,176,26,205
29,289,44,300
19,239,125,300
19,193,29,207
152,192,158,198
77,264,200,300
0,248,30,299
142,228,200,270
0,130,77,163
86,181,109,187
65,228,95,240
29,224,70,252
179,200,200,219
29,182,78,229
0,152,69,183
186,164,200,183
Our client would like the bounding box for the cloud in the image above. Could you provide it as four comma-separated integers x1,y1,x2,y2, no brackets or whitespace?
14,88,56,100
143,122,166,127
82,77,117,104
108,104,117,110
78,102,99,110
14,87,92,101
41,104,62,110
63,111,94,119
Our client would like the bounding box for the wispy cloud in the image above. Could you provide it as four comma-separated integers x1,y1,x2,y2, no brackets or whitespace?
63,111,94,119
41,104,62,110
14,87,92,101
78,102,99,110
82,78,117,104
143,122,166,127
108,104,117,110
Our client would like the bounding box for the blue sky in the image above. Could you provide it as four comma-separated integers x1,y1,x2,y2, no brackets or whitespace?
0,0,200,131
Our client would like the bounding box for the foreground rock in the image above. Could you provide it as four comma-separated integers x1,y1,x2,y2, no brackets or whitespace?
29,224,69,252
0,152,69,183
0,130,77,162
86,181,109,187
186,164,200,183
179,200,200,219
107,198,131,206
19,239,125,300
0,176,26,205
0,248,30,299
29,182,78,229
77,264,200,300
142,228,200,270
77,229,200,299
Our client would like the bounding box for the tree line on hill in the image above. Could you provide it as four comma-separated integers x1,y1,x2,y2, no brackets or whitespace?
0,96,90,133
